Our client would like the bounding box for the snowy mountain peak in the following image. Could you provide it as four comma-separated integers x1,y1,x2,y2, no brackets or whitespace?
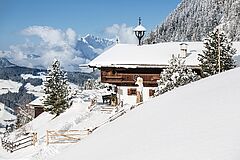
75,35,114,61
0,35,114,71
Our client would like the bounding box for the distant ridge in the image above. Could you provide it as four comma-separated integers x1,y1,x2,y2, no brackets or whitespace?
0,57,15,68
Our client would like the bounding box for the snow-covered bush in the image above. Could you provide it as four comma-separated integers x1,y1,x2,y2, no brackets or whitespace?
156,55,200,95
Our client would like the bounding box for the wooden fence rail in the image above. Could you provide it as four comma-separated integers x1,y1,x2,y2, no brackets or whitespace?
46,129,92,145
1,132,37,153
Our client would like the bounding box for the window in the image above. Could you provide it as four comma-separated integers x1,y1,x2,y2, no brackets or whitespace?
128,88,137,95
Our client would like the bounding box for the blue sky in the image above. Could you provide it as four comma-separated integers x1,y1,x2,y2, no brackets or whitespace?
0,0,181,50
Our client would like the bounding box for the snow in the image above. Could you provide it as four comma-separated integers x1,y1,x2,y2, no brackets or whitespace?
0,80,22,95
89,42,204,68
50,67,240,160
89,42,240,68
233,42,240,66
0,88,127,159
0,103,16,126
24,83,44,97
21,73,46,81
23,75,81,97
1,67,240,159
133,25,146,31
28,97,44,106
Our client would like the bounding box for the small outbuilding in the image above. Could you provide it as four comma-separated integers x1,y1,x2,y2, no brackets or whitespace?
27,97,44,118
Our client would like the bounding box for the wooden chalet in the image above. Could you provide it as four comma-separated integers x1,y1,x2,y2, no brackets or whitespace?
88,42,203,104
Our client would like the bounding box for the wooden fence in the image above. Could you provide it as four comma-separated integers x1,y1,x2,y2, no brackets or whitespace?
46,129,92,145
1,132,37,153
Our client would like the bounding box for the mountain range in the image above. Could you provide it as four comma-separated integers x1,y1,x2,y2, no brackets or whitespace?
76,34,115,60
0,34,114,71
145,0,240,43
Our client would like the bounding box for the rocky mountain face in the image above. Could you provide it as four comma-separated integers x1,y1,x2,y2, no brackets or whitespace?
76,34,114,61
145,0,240,43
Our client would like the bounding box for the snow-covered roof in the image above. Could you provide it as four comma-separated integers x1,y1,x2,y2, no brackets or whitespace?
0,103,16,123
28,97,44,106
133,25,146,31
89,42,240,68
89,42,205,68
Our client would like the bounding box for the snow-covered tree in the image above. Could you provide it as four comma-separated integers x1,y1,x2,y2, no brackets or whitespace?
44,60,72,117
144,0,240,43
198,29,236,76
156,55,200,95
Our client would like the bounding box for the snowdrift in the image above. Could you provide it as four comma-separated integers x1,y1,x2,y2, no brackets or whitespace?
52,67,240,160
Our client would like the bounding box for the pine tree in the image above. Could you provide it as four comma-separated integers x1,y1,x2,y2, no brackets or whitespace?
156,55,200,95
198,29,236,76
43,60,72,117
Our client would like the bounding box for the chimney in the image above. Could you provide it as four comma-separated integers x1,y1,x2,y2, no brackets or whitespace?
179,43,188,58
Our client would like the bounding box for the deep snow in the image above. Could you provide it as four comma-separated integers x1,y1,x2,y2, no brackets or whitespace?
1,67,240,160
51,67,240,160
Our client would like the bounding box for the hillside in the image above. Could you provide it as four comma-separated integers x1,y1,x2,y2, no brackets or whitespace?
51,67,240,160
0,58,97,111
145,0,240,43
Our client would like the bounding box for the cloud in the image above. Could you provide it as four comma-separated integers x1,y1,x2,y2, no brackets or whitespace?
105,24,138,44
9,26,86,71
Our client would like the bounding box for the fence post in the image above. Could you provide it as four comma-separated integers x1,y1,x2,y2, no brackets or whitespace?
46,130,49,145
32,132,37,146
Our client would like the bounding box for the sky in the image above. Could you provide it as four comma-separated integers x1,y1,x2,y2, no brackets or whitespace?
0,0,181,50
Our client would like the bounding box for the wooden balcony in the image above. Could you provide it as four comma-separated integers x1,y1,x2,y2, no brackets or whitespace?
101,73,160,87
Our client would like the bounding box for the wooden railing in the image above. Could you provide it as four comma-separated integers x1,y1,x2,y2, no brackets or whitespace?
46,129,92,145
1,132,37,153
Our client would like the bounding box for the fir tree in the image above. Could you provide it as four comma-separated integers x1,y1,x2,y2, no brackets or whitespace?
44,60,72,117
198,29,236,76
156,55,200,95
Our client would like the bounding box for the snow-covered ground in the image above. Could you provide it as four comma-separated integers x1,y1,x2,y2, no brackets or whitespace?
0,80,22,95
0,103,16,134
21,73,46,81
50,67,240,160
22,72,83,97
0,88,129,160
1,67,240,160
0,103,16,123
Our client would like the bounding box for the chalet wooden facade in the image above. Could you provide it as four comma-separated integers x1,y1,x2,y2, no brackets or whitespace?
88,42,204,104
101,67,162,87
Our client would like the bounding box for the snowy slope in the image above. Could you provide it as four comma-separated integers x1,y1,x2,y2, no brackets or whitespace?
145,0,240,43
0,88,118,159
52,67,240,160
0,103,16,126
0,80,22,95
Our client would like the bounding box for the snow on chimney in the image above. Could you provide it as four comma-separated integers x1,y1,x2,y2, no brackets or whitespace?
179,43,188,58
